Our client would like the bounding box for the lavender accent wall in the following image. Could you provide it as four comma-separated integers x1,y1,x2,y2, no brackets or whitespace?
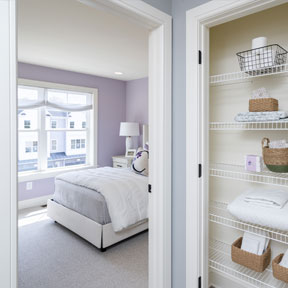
18,178,55,201
126,78,148,147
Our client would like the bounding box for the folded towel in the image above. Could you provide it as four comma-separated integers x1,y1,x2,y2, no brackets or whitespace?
244,189,288,209
241,232,269,255
235,111,288,122
280,249,288,268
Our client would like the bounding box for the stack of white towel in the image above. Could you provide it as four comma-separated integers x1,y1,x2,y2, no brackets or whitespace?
241,232,269,255
280,250,288,268
244,189,288,209
269,139,288,149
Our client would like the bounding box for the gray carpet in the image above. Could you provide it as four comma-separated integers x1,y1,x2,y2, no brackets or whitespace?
19,219,148,288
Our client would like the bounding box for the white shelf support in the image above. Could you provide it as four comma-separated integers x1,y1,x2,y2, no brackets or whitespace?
210,63,288,85
210,163,288,187
210,121,288,131
210,201,288,245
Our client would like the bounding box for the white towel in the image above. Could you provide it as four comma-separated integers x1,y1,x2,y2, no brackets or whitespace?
280,249,288,268
241,232,269,255
244,189,288,209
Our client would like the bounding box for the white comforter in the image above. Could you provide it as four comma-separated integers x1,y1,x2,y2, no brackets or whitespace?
56,167,148,232
228,191,288,231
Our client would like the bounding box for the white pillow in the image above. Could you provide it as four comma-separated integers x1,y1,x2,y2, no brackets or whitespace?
131,149,149,176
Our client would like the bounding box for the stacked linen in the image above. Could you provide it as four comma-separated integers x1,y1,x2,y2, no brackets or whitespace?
244,189,288,209
228,188,288,231
235,111,288,122
241,232,270,255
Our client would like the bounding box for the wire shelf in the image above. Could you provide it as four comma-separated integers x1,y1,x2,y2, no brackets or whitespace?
210,121,288,131
209,239,288,288
210,163,288,187
210,201,288,245
210,63,288,85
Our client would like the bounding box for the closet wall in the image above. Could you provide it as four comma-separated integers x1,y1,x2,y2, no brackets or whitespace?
209,3,288,287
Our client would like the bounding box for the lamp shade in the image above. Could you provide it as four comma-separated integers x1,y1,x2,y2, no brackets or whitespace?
119,122,139,136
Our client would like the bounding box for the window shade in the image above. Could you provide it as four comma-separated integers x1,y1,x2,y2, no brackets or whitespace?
18,86,93,111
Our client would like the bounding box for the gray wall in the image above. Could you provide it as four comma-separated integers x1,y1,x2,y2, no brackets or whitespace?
142,0,211,287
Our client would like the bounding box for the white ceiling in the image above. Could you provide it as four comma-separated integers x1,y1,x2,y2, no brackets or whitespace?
18,0,149,81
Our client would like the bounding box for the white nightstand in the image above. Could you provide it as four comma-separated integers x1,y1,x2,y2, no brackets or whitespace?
112,155,133,168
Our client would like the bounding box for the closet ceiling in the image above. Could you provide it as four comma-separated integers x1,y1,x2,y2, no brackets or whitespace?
18,0,149,80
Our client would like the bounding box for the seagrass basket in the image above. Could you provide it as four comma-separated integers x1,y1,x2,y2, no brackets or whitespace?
262,138,288,173
272,254,288,283
249,98,278,112
231,237,271,272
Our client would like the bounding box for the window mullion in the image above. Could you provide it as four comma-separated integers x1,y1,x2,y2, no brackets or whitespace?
39,91,47,171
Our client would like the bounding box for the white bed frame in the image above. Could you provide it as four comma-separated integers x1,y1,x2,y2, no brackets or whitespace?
47,199,148,251
47,124,149,251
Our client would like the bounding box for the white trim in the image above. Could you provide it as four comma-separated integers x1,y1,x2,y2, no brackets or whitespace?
186,1,287,288
3,1,171,288
0,1,17,287
18,195,53,210
18,78,99,94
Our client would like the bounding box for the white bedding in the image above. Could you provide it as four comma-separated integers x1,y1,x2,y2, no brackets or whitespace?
228,192,288,231
56,167,148,232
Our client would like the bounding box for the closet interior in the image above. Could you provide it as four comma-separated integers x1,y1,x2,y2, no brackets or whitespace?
208,3,288,288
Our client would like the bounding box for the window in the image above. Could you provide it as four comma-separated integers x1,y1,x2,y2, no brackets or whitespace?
70,139,85,149
18,82,95,173
24,120,31,129
25,141,38,153
71,139,76,149
51,139,57,151
51,120,57,129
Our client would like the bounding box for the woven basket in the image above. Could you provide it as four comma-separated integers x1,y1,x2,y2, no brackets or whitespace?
272,254,288,283
231,237,271,272
249,98,278,112
262,138,288,172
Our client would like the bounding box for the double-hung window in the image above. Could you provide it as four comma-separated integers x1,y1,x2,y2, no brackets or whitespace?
18,81,96,174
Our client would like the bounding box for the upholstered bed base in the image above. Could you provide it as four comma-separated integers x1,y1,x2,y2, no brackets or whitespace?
47,199,148,251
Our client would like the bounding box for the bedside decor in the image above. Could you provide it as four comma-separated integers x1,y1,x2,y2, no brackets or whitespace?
119,122,140,152
131,149,149,176
125,149,136,158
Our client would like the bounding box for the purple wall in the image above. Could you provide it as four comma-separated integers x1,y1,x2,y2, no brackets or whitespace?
126,78,148,147
18,63,148,202
18,178,55,201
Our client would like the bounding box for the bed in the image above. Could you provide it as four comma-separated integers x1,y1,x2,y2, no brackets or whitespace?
47,125,149,251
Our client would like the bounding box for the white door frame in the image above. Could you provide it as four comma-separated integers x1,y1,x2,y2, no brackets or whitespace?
1,0,171,288
186,1,287,287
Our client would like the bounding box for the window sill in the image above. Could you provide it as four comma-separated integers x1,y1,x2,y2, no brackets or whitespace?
18,164,97,182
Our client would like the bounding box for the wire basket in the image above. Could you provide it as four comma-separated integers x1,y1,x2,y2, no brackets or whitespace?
237,44,288,75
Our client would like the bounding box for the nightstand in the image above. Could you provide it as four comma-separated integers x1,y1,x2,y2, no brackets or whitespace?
112,155,133,168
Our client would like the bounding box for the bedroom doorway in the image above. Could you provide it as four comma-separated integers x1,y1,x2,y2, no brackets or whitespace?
0,1,171,288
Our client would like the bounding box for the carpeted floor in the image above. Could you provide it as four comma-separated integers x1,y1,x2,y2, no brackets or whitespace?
18,218,148,288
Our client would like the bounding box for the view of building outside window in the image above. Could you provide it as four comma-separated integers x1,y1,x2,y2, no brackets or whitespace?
18,86,91,172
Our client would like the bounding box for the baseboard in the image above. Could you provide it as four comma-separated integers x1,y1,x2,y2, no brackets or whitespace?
18,195,53,210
